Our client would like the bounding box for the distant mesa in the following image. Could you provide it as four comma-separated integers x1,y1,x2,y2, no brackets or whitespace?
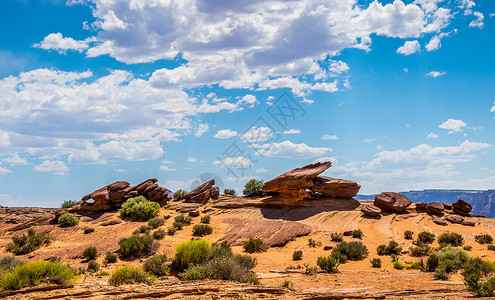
261,161,361,205
77,178,170,211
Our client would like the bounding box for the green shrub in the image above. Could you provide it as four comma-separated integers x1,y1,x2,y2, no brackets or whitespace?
377,240,402,256
308,238,320,247
426,246,470,280
104,252,117,264
406,262,423,270
98,271,109,276
6,229,52,255
173,222,184,230
60,200,78,209
119,196,160,221
330,233,343,242
153,228,166,240
167,227,177,235
172,239,211,271
148,218,165,229
87,260,100,273
200,215,211,224
292,250,303,261
409,243,432,257
316,256,339,273
351,229,363,239
242,179,265,197
281,280,293,289
192,224,213,236
174,214,192,225
0,261,75,290
437,232,464,247
475,234,493,245
143,254,169,277
58,213,79,227
416,231,435,244
109,265,154,286
370,258,381,268
393,260,405,270
224,189,237,195
118,234,159,259
331,241,368,262
404,230,414,240
173,189,187,200
243,238,268,253
488,245,495,251
463,258,495,297
463,245,473,251
0,255,23,276
82,246,98,260
133,225,152,235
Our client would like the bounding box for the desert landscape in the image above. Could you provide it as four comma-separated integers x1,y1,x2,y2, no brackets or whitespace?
0,162,494,299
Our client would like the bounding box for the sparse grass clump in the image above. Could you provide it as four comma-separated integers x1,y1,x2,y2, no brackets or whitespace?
351,229,363,239
60,200,78,209
331,241,368,263
104,252,117,264
292,250,303,261
118,234,159,259
0,261,75,290
58,213,79,227
87,260,100,273
316,256,339,273
224,189,236,195
6,229,52,255
109,265,154,286
393,260,405,270
0,255,23,276
175,214,192,225
370,258,381,268
82,246,98,260
119,196,160,221
475,234,493,245
409,243,432,257
377,240,402,256
133,225,152,235
153,228,166,240
416,231,435,244
242,179,265,197
308,238,320,247
148,218,165,229
173,222,184,230
200,215,211,224
143,254,169,277
438,232,464,247
463,245,473,251
404,230,414,240
330,233,343,242
488,245,495,251
167,227,177,235
243,238,268,253
173,189,187,200
192,224,213,236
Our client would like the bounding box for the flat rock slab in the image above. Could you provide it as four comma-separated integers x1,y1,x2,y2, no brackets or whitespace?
432,215,448,226
218,217,312,247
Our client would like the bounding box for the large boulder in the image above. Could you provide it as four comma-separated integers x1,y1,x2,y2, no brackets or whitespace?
183,179,219,204
432,215,448,226
452,199,472,214
361,205,381,217
374,192,412,213
312,176,361,198
425,202,445,215
446,215,464,224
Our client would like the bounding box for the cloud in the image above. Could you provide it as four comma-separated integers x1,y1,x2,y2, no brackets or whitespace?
0,166,12,174
397,40,420,55
322,134,338,140
427,133,440,139
214,129,238,139
159,160,177,171
491,102,495,112
113,168,126,173
214,157,253,169
236,95,258,108
34,33,92,53
241,127,272,143
469,11,484,28
187,157,197,162
254,140,331,159
255,168,271,173
284,129,301,135
34,160,69,175
425,29,456,51
364,137,378,143
3,154,29,166
426,71,446,77
0,194,11,201
439,119,467,133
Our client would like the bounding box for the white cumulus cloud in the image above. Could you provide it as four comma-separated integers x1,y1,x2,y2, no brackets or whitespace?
397,40,420,55
469,11,484,28
426,71,447,77
34,33,92,53
214,157,253,169
439,119,467,133
254,140,331,159
241,127,272,143
214,129,238,139
427,133,440,139
322,134,338,140
34,160,69,175
284,129,301,135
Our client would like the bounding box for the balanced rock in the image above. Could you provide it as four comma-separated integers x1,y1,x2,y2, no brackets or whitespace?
452,199,472,214
446,215,464,224
443,203,453,210
425,202,444,214
374,192,412,213
312,176,361,198
361,205,381,217
432,215,448,226
415,201,427,209
183,179,219,204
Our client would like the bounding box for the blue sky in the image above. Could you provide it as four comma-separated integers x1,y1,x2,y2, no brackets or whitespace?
1,0,495,207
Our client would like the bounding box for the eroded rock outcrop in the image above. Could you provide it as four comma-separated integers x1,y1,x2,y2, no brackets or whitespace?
374,192,412,213
425,202,444,215
361,205,382,217
183,179,220,204
78,179,170,211
452,199,472,216
262,162,360,205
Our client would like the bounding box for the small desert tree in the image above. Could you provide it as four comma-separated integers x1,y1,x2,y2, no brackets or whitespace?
243,179,265,197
